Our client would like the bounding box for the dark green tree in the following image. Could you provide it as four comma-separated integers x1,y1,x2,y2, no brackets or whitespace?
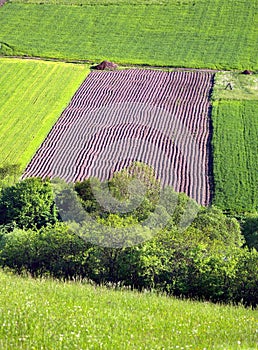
75,177,102,216
0,223,91,279
0,163,21,188
239,212,258,250
0,178,57,229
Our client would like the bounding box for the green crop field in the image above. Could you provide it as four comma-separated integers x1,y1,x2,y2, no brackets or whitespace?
212,100,258,213
0,0,257,70
0,270,257,349
0,58,89,173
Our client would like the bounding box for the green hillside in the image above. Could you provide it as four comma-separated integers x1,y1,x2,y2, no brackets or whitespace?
0,0,257,70
0,270,257,349
212,100,258,212
0,58,89,171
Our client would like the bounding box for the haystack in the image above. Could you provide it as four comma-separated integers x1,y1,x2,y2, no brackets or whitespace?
242,70,253,75
93,61,118,70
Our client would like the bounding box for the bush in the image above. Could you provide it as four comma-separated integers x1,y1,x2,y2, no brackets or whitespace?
0,178,58,230
0,175,257,306
0,224,91,279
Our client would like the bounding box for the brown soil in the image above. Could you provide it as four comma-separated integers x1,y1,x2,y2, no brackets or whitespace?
92,61,118,70
0,0,7,6
242,70,253,75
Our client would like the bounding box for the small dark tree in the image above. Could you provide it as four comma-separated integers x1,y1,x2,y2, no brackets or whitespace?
74,177,102,216
0,163,21,188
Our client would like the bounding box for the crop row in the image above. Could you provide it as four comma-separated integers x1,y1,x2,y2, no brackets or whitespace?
23,69,213,206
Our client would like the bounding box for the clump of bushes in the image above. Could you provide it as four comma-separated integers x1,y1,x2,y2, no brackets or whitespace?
0,172,257,307
0,213,257,307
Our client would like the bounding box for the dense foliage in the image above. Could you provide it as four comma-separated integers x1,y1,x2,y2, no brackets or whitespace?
0,178,58,229
0,0,257,70
0,174,257,307
238,212,258,251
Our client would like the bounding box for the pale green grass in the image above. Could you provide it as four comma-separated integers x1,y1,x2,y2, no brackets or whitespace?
212,72,258,101
0,58,89,171
0,270,257,349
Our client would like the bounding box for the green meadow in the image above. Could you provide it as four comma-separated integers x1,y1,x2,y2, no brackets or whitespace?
0,270,257,349
211,100,258,213
212,72,258,101
0,58,89,171
0,0,257,70
0,1,257,348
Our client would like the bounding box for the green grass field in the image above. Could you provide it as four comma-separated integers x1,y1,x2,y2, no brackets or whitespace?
212,100,258,213
0,270,257,349
0,58,89,171
212,72,258,101
0,0,257,70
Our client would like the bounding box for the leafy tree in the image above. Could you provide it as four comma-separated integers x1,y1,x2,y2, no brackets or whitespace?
133,206,245,300
77,213,154,284
238,212,258,250
52,178,86,223
74,163,161,222
108,162,161,220
0,178,57,229
233,247,258,307
191,206,244,248
0,227,38,274
74,177,102,216
109,162,160,203
158,186,200,230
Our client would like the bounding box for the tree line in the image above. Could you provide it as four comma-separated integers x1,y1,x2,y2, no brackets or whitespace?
0,163,257,307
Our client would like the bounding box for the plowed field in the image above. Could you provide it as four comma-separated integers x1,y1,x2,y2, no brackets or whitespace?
23,69,214,206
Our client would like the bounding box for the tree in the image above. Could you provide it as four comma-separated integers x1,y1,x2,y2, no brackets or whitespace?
0,163,21,188
108,162,161,221
239,212,258,250
52,178,86,223
191,206,244,248
74,177,102,216
0,178,57,229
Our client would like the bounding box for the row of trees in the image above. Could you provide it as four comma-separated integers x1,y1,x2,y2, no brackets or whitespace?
0,163,257,307
0,219,257,307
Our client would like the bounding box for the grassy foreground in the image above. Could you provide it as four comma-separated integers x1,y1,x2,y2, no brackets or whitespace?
0,0,257,70
0,270,257,349
0,58,89,171
212,100,258,212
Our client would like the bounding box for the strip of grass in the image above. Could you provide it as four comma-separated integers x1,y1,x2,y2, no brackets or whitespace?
212,100,258,213
0,58,89,171
5,0,169,3
0,0,257,70
0,270,257,349
212,72,258,101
